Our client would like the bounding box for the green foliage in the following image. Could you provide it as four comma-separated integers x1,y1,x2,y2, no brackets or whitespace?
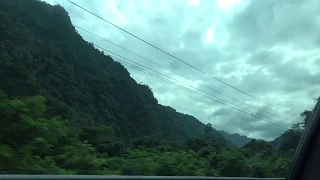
204,123,213,141
0,0,306,177
0,0,227,145
96,141,124,156
0,91,302,177
186,138,207,152
0,91,70,174
300,110,313,126
278,129,302,152
55,142,107,174
0,92,106,174
243,139,272,154
209,148,249,177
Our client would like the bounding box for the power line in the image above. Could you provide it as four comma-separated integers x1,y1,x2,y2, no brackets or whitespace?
118,59,287,129
93,45,288,129
67,0,279,110
113,56,289,129
109,54,288,129
94,44,288,127
75,25,281,119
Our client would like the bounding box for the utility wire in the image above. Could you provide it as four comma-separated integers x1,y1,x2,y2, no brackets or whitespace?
75,25,281,119
93,44,289,128
67,0,278,110
112,55,289,129
97,45,288,127
95,44,288,127
109,54,288,129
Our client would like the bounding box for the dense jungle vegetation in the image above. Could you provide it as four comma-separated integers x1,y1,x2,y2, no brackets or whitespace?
0,0,311,177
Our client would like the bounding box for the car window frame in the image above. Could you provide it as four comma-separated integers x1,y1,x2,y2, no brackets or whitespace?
286,98,320,180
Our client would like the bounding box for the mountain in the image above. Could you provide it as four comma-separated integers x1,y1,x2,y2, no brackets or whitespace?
0,0,302,176
218,130,252,147
0,0,229,144
270,129,303,151
271,134,284,149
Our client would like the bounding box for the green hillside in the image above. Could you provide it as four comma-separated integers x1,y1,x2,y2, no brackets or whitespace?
0,0,227,143
0,0,308,177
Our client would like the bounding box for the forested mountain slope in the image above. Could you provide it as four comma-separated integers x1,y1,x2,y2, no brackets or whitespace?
1,0,310,177
219,130,253,147
0,0,228,144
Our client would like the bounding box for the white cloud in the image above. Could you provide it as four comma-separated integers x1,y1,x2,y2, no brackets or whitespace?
187,0,200,6
42,0,320,141
217,0,240,11
205,27,215,43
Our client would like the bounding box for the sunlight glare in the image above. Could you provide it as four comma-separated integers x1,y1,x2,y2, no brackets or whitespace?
205,27,215,43
187,0,200,6
217,0,240,10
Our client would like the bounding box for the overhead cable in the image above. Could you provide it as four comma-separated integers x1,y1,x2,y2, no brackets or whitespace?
94,44,289,129
75,25,281,119
67,0,279,110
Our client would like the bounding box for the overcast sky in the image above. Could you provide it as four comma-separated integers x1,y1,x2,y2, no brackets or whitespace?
43,0,320,141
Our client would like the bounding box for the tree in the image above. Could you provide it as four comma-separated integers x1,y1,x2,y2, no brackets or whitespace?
243,139,273,155
0,0,301,177
204,123,213,141
0,91,69,174
279,129,303,152
300,110,313,128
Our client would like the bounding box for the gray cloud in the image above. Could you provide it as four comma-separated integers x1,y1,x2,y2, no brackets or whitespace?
228,0,320,50
43,0,320,141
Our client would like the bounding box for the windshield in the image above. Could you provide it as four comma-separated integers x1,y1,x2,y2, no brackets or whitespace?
0,0,319,178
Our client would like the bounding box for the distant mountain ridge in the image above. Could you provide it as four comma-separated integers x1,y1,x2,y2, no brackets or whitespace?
218,130,253,147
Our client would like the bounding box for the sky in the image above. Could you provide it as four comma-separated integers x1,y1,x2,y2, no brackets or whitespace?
43,0,320,141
